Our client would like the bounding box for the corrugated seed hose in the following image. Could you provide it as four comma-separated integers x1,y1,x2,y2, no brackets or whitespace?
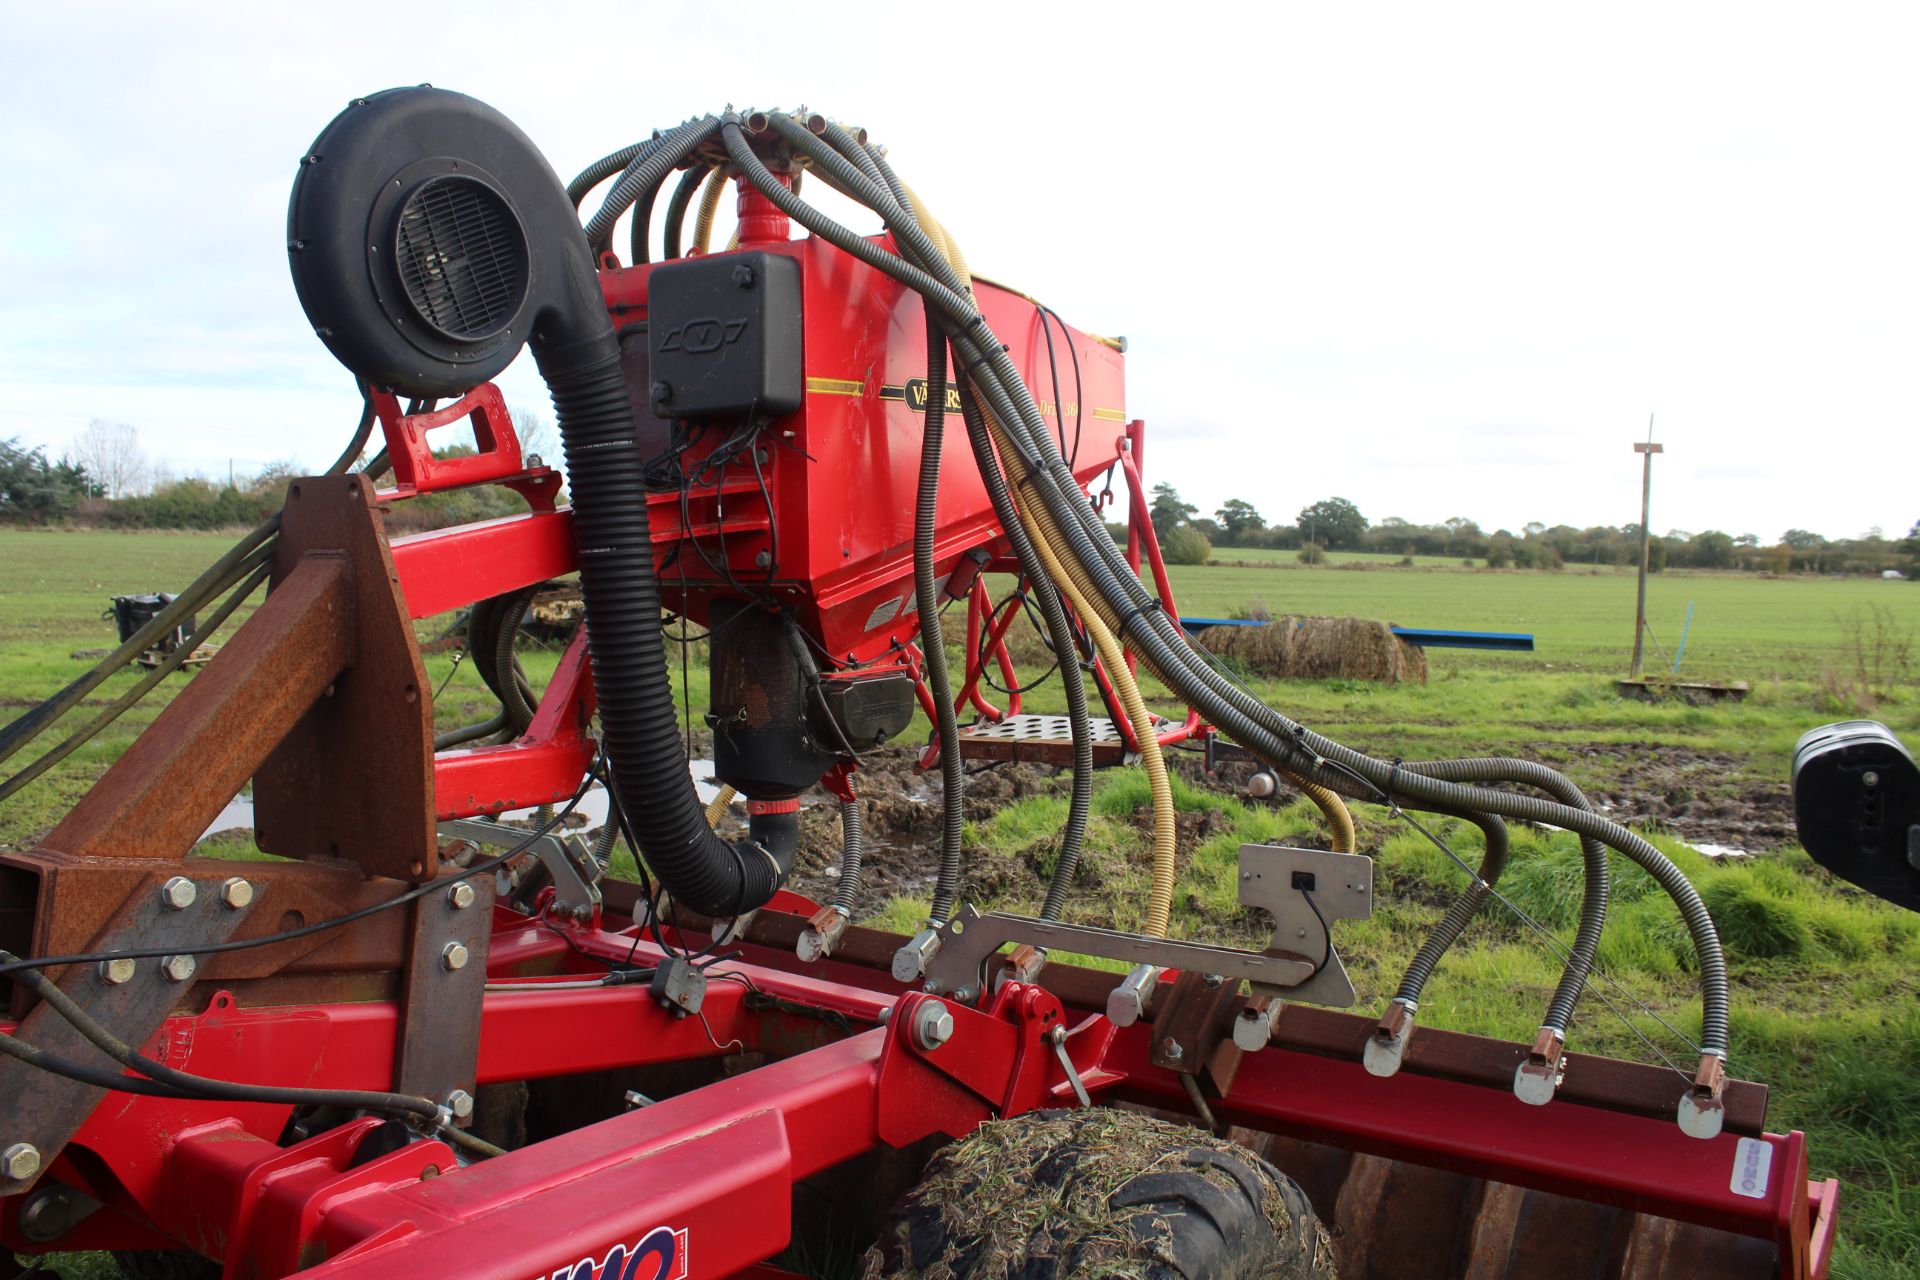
990,412,1176,936
718,116,1730,1073
882,167,1169,933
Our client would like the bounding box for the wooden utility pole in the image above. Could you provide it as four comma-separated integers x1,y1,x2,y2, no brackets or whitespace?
1630,415,1663,678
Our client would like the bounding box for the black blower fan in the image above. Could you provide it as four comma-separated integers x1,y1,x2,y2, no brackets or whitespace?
1792,720,1919,912
287,87,605,398
283,88,804,920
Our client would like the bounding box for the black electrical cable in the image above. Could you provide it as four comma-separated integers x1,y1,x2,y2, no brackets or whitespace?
0,380,374,776
1300,887,1331,978
0,954,505,1159
0,1030,199,1100
0,769,598,979
1038,303,1084,469
976,588,1059,697
1034,302,1071,464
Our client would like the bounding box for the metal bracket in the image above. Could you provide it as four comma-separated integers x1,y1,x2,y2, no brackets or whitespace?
394,872,495,1110
922,845,1371,1007
1239,844,1373,1008
0,871,254,1195
439,818,601,919
923,907,1313,1002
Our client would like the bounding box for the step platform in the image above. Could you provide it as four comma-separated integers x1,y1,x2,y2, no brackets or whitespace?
955,713,1169,767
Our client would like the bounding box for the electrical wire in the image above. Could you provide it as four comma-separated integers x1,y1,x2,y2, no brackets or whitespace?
0,767,600,979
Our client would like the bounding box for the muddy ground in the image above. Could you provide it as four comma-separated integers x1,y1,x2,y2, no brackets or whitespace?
670,731,1798,916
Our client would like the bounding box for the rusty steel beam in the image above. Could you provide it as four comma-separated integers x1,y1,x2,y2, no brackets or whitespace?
36,554,352,863
255,475,436,882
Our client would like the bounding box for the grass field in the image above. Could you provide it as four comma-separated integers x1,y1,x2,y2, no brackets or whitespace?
3,527,1918,1278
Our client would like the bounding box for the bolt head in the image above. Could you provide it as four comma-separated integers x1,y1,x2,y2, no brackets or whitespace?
1203,973,1224,989
913,1000,955,1051
18,1186,66,1237
444,1089,474,1120
1162,1037,1185,1062
160,876,197,910
161,954,197,983
447,882,477,910
2,1143,41,1182
219,877,254,910
1863,771,1881,788
97,958,137,986
442,941,470,971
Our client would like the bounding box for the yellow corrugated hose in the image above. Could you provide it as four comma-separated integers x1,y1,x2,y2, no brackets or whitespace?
989,416,1178,936
692,167,727,254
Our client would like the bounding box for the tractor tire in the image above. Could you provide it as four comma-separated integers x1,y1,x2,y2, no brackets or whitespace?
862,1108,1336,1280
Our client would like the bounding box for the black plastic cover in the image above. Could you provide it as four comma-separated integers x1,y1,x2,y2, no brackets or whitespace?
1791,720,1919,911
816,671,917,751
647,252,802,421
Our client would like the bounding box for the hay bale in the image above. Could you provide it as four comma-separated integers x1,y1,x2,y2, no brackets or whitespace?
1196,614,1428,683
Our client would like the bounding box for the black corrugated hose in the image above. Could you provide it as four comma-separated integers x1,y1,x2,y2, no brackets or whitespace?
916,319,967,926
1391,803,1510,1007
722,114,1730,1064
831,798,864,915
535,338,796,918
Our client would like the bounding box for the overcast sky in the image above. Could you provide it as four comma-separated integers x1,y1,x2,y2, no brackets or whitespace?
3,3,1914,541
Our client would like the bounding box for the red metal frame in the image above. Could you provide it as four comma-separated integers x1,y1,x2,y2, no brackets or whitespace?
1,173,1840,1280
2,906,1836,1277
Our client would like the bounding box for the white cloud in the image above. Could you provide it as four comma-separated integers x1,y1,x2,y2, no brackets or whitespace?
1,1,1913,538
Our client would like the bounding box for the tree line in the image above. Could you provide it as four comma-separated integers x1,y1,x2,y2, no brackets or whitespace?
5,425,1914,578
1145,484,1919,577
0,409,561,534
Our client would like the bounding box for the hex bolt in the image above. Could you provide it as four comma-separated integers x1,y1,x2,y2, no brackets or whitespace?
442,942,470,972
446,882,477,910
912,1000,955,1051
444,1090,474,1121
160,877,197,910
161,954,197,983
97,958,137,986
2,1143,41,1182
1203,973,1224,989
1162,1037,1185,1064
219,877,254,910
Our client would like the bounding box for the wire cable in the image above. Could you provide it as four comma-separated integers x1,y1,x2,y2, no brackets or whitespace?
0,768,599,979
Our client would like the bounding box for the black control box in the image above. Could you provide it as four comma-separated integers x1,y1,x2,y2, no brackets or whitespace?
1791,720,1919,912
646,251,802,421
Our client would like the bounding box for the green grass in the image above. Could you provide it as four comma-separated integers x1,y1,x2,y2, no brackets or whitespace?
4,530,1919,1277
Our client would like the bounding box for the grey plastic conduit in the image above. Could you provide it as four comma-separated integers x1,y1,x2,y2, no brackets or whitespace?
584,117,719,258
916,319,967,926
954,379,1093,920
1392,803,1510,1007
831,797,864,915
1408,757,1611,1036
727,114,1730,1058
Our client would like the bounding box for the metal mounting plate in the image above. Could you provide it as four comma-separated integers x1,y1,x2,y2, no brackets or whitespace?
1241,843,1373,1008
922,845,1370,1007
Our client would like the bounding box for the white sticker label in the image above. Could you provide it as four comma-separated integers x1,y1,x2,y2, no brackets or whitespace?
1730,1136,1773,1199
